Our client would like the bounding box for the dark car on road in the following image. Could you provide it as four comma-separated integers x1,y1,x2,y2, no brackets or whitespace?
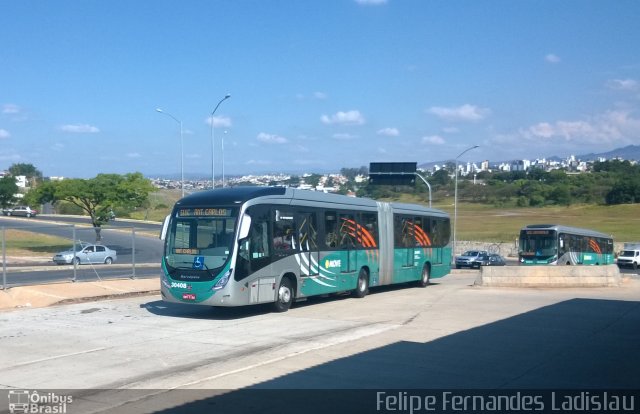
456,251,507,269
2,206,38,217
486,254,506,266
455,250,489,269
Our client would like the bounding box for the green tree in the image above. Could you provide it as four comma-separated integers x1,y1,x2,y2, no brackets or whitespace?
30,173,155,240
8,163,43,187
431,169,451,187
304,174,322,188
286,175,300,186
606,179,640,204
0,176,18,208
549,184,572,205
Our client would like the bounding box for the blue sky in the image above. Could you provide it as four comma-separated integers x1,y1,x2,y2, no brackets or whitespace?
1,0,639,179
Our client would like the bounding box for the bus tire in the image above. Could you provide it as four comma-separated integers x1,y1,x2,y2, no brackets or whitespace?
418,264,431,287
273,277,294,312
353,268,369,298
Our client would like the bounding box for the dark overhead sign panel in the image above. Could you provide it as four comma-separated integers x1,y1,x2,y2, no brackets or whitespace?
368,162,417,186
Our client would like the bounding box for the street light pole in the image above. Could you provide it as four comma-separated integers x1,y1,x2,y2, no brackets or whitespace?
210,94,231,189
453,144,479,263
156,108,185,198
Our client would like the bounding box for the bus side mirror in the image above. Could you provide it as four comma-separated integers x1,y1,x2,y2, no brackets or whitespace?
559,239,564,248
160,215,170,240
238,214,252,240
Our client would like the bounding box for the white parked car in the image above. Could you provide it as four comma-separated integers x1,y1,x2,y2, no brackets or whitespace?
53,242,117,265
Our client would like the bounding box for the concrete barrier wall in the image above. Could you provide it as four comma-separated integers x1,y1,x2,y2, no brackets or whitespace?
476,264,621,287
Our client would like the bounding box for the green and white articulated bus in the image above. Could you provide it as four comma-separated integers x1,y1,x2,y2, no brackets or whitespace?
160,187,452,312
518,224,615,266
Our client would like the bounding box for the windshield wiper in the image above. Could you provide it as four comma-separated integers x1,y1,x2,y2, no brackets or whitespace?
169,260,214,276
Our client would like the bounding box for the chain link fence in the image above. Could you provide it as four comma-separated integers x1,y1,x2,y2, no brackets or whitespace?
1,223,162,289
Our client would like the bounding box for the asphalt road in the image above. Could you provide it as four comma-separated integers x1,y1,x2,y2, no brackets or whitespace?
1,215,163,286
1,272,638,414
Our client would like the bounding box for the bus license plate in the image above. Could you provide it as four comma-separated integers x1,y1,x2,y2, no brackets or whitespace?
182,293,196,301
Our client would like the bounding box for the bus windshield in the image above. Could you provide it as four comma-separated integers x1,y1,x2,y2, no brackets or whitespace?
519,230,557,258
165,207,238,272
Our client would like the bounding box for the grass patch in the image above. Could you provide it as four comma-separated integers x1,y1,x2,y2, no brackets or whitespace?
3,229,72,257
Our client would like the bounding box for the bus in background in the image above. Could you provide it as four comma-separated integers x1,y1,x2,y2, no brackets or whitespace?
518,224,614,266
159,187,451,312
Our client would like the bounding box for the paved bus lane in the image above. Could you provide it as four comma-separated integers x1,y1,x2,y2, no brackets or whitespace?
1,271,639,413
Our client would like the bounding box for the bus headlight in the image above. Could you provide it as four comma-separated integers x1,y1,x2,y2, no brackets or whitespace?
213,269,232,290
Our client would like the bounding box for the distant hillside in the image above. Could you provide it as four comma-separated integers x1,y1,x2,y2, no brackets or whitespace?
578,145,640,161
418,145,640,170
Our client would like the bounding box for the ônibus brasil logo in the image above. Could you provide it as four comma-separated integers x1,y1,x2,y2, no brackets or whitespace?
7,390,72,414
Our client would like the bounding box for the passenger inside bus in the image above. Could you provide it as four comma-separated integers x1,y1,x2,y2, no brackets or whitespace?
273,228,293,250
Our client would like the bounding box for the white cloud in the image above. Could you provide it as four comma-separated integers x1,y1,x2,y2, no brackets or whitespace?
377,127,399,137
313,92,328,100
257,132,288,144
126,152,141,158
355,0,387,5
422,135,445,145
332,133,358,140
296,91,328,101
442,126,460,134
518,109,640,145
206,115,232,128
60,124,100,133
321,110,365,125
245,159,273,166
0,129,10,139
606,78,638,91
293,144,310,153
427,104,490,122
2,104,20,114
545,53,561,63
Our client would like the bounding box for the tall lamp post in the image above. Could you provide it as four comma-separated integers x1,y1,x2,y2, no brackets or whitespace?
156,108,184,198
453,144,479,263
210,94,231,189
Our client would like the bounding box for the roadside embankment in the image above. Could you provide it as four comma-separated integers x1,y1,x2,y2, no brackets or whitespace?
476,264,621,287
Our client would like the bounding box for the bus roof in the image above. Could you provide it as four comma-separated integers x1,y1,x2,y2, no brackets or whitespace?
521,224,612,240
175,186,448,217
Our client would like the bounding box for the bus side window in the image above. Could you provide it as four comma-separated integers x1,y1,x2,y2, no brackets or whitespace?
339,213,357,248
273,210,295,253
324,211,338,248
361,212,378,247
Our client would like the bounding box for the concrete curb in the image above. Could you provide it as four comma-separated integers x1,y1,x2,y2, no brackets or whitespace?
0,278,160,311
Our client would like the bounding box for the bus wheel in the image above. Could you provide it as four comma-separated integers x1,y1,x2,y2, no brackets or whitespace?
353,268,369,298
418,265,430,287
274,277,294,312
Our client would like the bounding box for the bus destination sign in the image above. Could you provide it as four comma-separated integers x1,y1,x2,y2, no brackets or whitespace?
178,208,231,217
